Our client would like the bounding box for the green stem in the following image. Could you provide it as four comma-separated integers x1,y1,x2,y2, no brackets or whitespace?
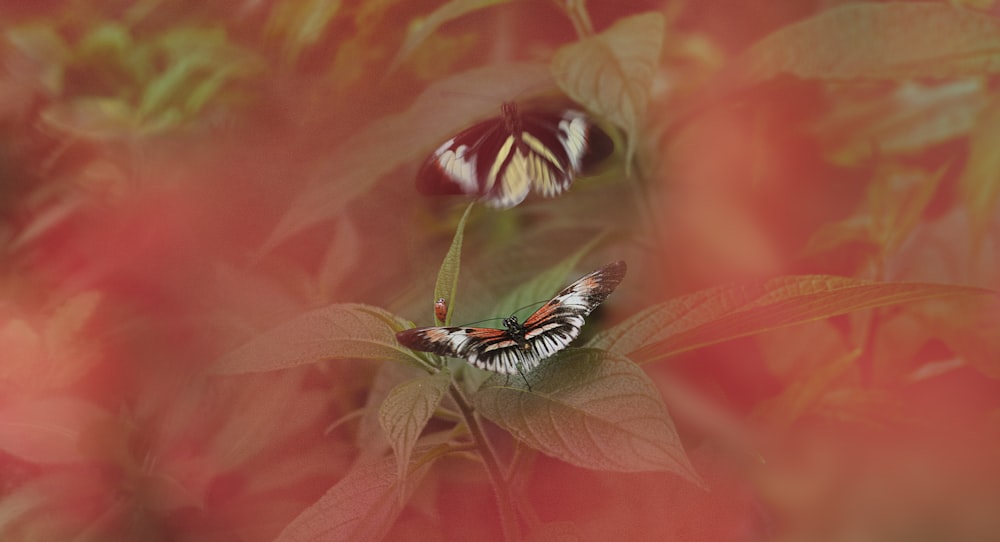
449,382,520,541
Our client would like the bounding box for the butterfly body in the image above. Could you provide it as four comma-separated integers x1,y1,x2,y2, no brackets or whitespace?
417,101,612,209
397,261,626,375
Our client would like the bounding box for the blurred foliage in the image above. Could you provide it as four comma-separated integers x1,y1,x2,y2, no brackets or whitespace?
10,22,262,138
1,1,1000,541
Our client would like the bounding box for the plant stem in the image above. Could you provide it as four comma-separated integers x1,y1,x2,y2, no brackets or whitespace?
557,0,595,38
449,382,520,542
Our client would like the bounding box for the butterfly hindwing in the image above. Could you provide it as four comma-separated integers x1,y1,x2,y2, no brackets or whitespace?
396,261,627,376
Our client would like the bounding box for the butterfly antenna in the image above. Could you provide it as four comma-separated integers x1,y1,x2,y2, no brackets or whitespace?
447,300,546,327
456,316,507,327
511,300,549,318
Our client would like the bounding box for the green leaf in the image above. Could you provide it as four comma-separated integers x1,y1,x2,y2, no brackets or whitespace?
960,95,1000,252
44,291,103,347
78,23,132,61
0,477,51,535
0,470,105,538
389,0,513,72
356,362,429,459
736,3,1000,84
915,293,1000,379
5,24,71,93
138,27,261,124
208,371,328,469
798,216,876,261
812,79,988,165
40,98,137,140
590,276,993,365
257,62,554,256
801,165,948,263
266,0,344,60
434,203,475,325
139,59,198,118
210,304,423,374
752,348,861,430
869,166,948,253
552,12,665,165
474,349,699,482
491,235,604,319
183,69,232,114
317,216,361,297
274,448,436,542
378,370,451,498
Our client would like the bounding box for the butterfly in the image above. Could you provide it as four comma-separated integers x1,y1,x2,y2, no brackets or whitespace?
396,261,626,377
416,101,612,209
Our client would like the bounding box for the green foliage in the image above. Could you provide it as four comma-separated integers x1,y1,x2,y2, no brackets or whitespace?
212,267,995,540
389,0,514,72
266,0,344,61
274,447,437,542
433,203,475,326
378,370,451,501
127,1,1000,538
553,12,665,166
736,2,1000,83
961,96,1000,252
0,397,112,464
590,276,992,365
802,165,948,271
476,349,698,481
491,234,603,319
14,22,262,139
210,304,423,374
257,62,554,256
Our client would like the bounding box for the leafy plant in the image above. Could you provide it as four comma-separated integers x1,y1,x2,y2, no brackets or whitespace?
3,1,1000,541
214,199,992,540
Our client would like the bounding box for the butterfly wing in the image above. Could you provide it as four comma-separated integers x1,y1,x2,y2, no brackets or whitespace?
416,117,509,197
416,102,612,209
519,260,628,357
483,107,607,208
396,326,527,374
396,261,627,375
456,261,628,374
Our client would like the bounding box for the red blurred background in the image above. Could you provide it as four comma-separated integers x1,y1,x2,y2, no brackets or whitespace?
1,1,998,541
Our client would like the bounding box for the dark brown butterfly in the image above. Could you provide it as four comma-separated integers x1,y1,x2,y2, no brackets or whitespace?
396,261,626,375
416,101,612,209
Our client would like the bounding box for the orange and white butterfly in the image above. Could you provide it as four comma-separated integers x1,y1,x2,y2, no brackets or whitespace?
416,101,612,209
396,261,626,374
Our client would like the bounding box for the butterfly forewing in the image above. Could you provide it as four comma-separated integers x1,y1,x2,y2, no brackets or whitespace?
524,260,628,328
417,118,507,197
516,260,627,357
395,261,627,376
